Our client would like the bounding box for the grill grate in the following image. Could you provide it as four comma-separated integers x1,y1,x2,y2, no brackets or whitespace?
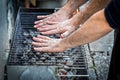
7,8,89,80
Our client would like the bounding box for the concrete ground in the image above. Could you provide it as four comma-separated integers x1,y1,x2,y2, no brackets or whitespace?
85,31,114,80
0,0,9,80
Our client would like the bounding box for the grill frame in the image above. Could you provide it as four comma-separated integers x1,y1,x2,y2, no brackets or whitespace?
7,8,89,80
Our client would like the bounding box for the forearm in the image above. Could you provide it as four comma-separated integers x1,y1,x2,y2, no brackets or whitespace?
59,0,88,18
70,0,110,27
60,9,113,49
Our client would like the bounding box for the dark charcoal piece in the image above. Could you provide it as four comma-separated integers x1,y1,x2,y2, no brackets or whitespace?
35,53,41,59
46,56,51,60
23,32,29,37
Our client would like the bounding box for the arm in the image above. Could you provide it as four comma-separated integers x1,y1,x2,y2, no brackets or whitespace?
60,9,113,48
32,9,113,52
36,0,110,38
60,0,110,37
58,0,88,18
70,0,110,28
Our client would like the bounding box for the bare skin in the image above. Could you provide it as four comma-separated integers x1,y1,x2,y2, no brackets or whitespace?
37,19,77,38
35,0,110,37
34,0,88,28
32,9,113,52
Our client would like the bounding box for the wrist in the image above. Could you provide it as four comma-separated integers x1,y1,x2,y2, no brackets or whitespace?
59,38,73,50
58,7,73,19
69,17,80,29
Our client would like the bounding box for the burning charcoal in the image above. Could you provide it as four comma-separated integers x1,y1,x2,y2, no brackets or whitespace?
30,57,36,63
43,53,51,60
23,44,32,53
23,32,29,37
23,40,28,44
46,56,51,60
35,57,39,61
66,60,74,66
64,65,70,69
64,66,71,72
56,55,63,59
36,53,41,59
63,56,69,59
21,54,29,62
49,53,56,56
58,52,64,55
49,35,54,38
60,60,66,65
59,66,74,79
41,53,48,58
40,57,46,62
54,34,61,38
29,30,35,37
51,57,55,60
58,69,68,79
66,71,74,79
59,69,67,75
25,39,32,44
28,52,34,59
26,49,31,53
36,52,40,54
34,31,40,36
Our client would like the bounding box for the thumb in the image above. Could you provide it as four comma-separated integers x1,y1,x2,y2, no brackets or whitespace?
60,31,70,38
37,15,49,19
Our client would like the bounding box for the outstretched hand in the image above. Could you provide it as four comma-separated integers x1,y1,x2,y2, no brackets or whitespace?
32,35,67,52
34,11,70,28
35,19,78,38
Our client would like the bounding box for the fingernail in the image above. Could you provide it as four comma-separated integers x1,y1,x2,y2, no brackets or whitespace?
37,35,41,37
31,42,34,44
34,21,38,24
37,28,40,30
32,37,36,39
39,20,43,22
33,48,35,50
41,32,44,34
37,16,39,18
34,48,37,50
34,25,36,28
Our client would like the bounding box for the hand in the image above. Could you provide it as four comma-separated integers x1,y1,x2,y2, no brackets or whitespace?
32,35,67,52
34,10,70,28
37,19,78,38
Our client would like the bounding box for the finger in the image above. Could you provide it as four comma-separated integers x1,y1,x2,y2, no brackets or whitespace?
46,21,58,25
41,29,60,35
32,37,48,42
37,15,49,19
60,31,70,38
37,35,50,40
41,27,65,35
34,23,48,30
34,20,44,25
34,20,58,28
34,47,53,52
34,22,46,28
34,47,64,52
37,25,56,32
32,42,48,47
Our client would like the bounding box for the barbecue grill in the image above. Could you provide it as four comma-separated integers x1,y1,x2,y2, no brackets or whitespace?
6,8,89,80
